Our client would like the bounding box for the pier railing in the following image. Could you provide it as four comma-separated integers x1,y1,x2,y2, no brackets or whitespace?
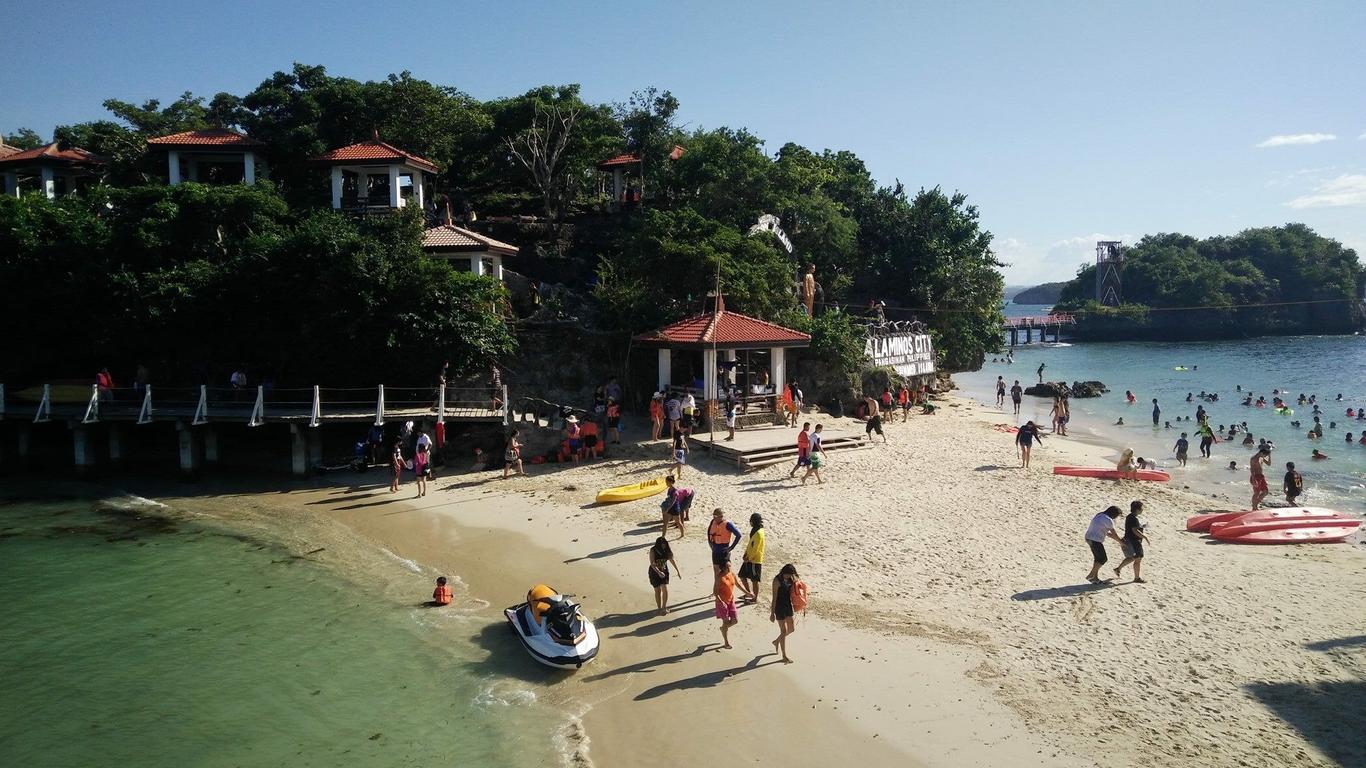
3,383,509,428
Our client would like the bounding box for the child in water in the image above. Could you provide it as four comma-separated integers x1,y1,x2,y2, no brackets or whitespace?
431,576,453,607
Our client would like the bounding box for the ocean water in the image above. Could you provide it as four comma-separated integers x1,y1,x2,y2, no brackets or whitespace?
0,492,574,768
960,304,1366,515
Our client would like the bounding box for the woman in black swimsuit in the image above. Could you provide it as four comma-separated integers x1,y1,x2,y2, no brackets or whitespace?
1016,420,1044,468
648,537,681,615
770,564,799,663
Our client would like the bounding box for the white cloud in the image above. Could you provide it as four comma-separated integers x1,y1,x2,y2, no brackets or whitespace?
1359,131,1366,140
1256,133,1337,148
1285,174,1366,209
999,233,1132,285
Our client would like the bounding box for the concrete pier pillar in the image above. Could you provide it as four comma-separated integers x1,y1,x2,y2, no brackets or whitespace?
176,420,202,476
203,427,219,465
72,423,97,475
107,424,124,467
290,424,309,477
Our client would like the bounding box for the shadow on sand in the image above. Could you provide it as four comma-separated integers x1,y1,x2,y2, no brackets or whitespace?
633,653,778,700
1244,679,1366,768
1011,581,1118,601
562,541,652,564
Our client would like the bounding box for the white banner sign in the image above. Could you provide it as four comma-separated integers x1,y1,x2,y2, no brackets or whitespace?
864,332,936,376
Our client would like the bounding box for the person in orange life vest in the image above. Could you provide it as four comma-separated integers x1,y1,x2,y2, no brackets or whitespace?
707,508,743,576
788,422,812,478
430,576,453,607
96,367,115,402
606,398,622,445
898,384,911,422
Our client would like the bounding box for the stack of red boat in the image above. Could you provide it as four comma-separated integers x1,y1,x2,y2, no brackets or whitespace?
1186,507,1360,544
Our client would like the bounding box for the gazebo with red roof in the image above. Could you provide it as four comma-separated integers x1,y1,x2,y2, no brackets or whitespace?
311,133,437,212
633,296,809,411
597,144,684,209
147,127,266,185
0,141,107,199
422,209,518,281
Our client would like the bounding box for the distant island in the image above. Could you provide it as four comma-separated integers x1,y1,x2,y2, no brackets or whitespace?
1012,282,1066,305
1053,224,1365,340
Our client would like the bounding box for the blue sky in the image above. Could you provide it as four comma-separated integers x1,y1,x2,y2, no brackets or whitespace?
3,0,1364,284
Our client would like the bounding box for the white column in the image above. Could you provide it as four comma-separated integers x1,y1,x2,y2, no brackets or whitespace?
40,166,56,199
168,150,181,184
107,424,124,466
724,349,737,385
414,172,425,210
657,349,672,390
702,349,718,404
493,256,504,281
177,420,201,475
388,165,402,208
472,257,484,277
242,151,256,185
330,166,344,209
770,347,786,391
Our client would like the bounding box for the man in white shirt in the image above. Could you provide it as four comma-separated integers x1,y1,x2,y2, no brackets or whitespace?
1085,506,1124,583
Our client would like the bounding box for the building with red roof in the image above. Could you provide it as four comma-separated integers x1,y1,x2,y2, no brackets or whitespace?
147,128,266,186
311,134,437,212
634,295,809,400
0,141,107,199
596,145,685,210
422,211,518,281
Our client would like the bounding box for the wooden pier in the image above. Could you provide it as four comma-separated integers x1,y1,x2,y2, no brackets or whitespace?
1005,313,1075,346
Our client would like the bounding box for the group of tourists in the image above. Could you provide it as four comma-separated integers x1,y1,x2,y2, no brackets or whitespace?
648,504,807,662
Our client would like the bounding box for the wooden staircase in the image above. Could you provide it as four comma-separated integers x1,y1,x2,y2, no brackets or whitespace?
702,425,870,470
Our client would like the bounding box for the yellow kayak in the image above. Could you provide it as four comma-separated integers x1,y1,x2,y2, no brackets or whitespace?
596,477,667,504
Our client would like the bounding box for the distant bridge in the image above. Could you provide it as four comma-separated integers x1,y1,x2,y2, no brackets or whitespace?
1004,313,1075,345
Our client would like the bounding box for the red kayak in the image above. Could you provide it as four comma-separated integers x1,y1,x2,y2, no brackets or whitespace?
1053,466,1171,482
1212,518,1360,540
1188,507,1348,533
1213,521,1360,544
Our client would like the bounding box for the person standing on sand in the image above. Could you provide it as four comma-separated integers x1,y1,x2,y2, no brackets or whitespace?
1037,362,1046,383
770,564,804,664
802,424,828,484
659,475,692,538
672,428,689,478
1085,506,1124,583
390,439,406,493
996,376,1007,408
713,560,739,649
664,392,682,437
1010,380,1023,415
649,392,665,441
863,394,887,444
1283,461,1303,505
1017,420,1044,468
707,509,743,575
1249,444,1272,509
1173,432,1189,467
1113,500,1148,583
503,429,526,478
899,384,912,423
738,513,765,602
789,422,812,478
648,537,682,615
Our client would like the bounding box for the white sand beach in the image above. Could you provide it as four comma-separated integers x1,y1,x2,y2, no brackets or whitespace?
197,394,1365,767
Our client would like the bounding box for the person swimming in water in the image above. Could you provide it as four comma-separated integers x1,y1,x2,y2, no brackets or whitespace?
1311,449,1329,460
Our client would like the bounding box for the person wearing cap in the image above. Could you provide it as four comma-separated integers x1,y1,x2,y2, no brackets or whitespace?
563,414,583,463
649,392,665,441
1248,443,1272,510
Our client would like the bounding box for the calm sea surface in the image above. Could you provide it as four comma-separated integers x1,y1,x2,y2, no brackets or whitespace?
956,304,1366,515
0,492,569,768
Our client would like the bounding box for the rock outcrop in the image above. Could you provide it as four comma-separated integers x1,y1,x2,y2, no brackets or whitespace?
1070,380,1108,398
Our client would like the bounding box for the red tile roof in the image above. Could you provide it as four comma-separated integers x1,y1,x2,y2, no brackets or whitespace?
147,127,265,149
422,224,518,256
597,152,640,169
0,142,107,169
635,309,811,349
0,142,20,159
311,139,439,173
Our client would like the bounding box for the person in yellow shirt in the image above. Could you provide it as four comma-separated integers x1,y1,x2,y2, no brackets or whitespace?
738,513,765,602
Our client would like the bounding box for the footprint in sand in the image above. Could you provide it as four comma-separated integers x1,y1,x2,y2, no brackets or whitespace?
1072,594,1095,624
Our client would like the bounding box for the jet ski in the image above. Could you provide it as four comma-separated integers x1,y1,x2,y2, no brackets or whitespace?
504,584,599,669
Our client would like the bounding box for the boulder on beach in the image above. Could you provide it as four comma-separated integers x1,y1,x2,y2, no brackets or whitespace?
1070,380,1108,398
1024,381,1070,398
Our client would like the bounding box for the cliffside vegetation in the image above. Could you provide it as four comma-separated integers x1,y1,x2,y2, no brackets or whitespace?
3,63,1006,389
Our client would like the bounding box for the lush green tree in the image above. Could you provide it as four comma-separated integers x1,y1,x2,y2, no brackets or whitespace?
3,128,44,149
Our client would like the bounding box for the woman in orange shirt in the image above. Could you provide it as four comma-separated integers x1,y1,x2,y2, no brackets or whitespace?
649,393,665,441
713,560,739,649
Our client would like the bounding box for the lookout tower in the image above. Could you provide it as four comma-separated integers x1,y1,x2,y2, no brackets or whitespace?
1095,240,1124,306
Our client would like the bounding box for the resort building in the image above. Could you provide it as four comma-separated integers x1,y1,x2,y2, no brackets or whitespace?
0,142,107,199
146,128,266,185
312,134,437,212
422,218,518,280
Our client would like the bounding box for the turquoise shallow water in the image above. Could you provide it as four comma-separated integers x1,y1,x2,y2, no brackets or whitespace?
0,493,562,768
960,306,1366,515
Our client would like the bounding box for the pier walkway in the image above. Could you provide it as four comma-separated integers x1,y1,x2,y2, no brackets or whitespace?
1004,313,1075,345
